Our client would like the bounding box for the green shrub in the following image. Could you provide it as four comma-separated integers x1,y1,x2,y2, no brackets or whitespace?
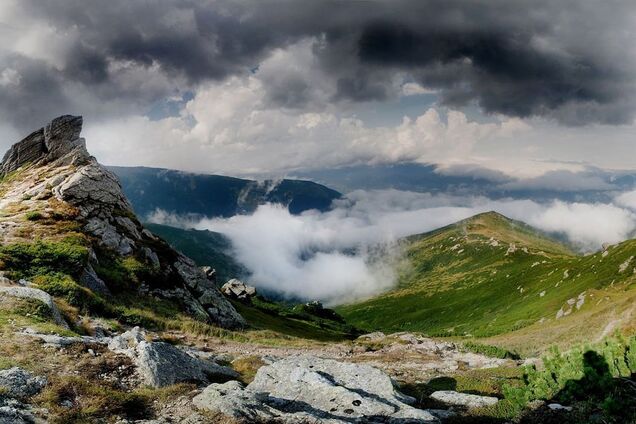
33,274,107,315
0,240,88,280
14,298,53,323
461,341,520,359
25,211,43,221
94,255,156,293
504,335,636,421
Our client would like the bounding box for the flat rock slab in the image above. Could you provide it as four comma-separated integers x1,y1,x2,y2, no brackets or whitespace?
430,391,499,409
194,355,440,423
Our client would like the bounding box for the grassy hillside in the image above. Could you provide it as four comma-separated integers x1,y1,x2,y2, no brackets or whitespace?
338,212,636,354
144,223,248,283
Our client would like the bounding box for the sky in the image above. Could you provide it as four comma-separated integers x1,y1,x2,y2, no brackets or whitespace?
1,0,635,179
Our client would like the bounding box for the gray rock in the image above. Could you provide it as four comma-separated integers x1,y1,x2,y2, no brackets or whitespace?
19,327,104,347
54,163,133,220
221,279,257,300
0,406,35,424
142,247,160,268
115,216,142,240
194,356,439,423
201,266,216,284
0,115,90,177
547,403,572,411
174,257,245,329
135,341,238,388
0,368,46,400
107,327,238,388
0,128,46,176
107,326,147,357
429,391,498,409
193,381,275,422
84,217,135,255
79,264,110,295
0,286,68,329
2,115,246,330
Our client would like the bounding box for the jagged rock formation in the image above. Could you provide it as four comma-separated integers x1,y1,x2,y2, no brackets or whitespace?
0,115,244,329
194,356,440,423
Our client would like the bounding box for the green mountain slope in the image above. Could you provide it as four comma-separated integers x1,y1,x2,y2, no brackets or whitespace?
109,166,341,219
144,223,248,283
338,212,636,353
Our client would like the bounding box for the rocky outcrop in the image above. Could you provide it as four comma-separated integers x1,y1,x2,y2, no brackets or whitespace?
429,391,499,409
0,286,68,329
108,327,238,388
0,115,89,176
194,355,439,423
221,279,256,300
0,115,244,329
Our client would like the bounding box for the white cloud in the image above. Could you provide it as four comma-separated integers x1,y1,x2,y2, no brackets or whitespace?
151,189,636,304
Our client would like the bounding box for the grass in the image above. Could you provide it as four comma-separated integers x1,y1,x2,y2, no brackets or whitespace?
232,355,266,384
400,366,525,421
502,334,636,423
338,212,636,352
461,341,520,360
25,211,43,221
232,297,358,342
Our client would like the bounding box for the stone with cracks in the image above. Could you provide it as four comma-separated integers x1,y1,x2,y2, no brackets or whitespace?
194,355,439,423
221,279,257,300
108,327,239,388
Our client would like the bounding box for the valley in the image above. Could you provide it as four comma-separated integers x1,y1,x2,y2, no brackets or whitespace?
0,116,633,424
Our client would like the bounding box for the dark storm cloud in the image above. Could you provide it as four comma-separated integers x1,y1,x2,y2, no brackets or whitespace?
2,0,636,129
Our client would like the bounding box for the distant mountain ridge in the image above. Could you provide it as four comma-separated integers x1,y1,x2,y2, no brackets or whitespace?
109,166,341,220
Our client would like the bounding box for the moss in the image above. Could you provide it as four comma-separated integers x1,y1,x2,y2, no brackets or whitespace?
94,253,158,293
14,298,54,323
0,240,88,280
25,211,43,221
33,274,108,315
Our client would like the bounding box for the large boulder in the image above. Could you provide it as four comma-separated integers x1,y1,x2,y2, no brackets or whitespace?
135,341,238,388
194,356,439,423
108,327,238,388
221,279,256,300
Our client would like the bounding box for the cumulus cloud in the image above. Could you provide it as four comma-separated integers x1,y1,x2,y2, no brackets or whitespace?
83,74,527,174
151,189,636,304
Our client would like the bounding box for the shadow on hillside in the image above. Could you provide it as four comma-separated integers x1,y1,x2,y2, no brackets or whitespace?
402,351,636,423
517,351,636,424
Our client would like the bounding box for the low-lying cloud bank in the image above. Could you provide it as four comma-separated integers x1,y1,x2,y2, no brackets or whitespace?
150,189,636,305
